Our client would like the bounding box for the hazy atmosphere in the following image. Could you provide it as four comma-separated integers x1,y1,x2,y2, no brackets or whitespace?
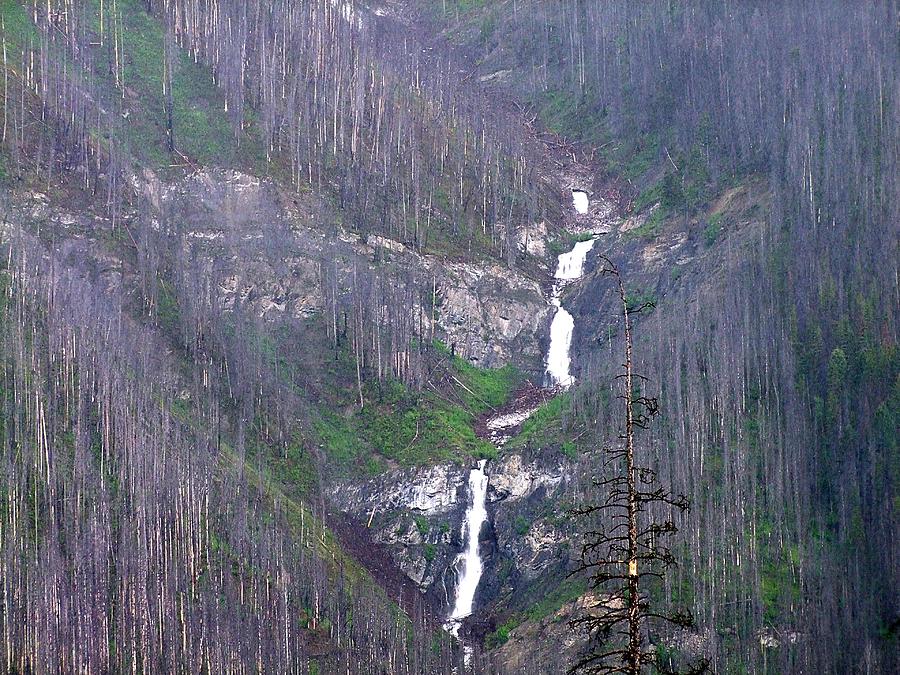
0,1,897,673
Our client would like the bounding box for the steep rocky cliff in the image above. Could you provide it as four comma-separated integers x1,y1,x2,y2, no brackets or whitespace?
329,452,577,614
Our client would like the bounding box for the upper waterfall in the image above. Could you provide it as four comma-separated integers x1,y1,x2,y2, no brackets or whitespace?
544,237,597,387
572,190,589,214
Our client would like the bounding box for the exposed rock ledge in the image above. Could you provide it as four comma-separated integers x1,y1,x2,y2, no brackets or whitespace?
329,454,574,598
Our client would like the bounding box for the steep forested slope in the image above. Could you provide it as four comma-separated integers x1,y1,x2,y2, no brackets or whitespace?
0,222,458,672
418,1,899,672
1,0,897,673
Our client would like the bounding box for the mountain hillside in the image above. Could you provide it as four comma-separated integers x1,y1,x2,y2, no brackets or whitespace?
1,1,897,673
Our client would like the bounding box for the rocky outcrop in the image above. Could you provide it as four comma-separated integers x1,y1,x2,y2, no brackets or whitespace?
150,169,549,370
431,260,549,369
333,463,469,518
329,453,576,607
487,453,566,503
7,168,554,373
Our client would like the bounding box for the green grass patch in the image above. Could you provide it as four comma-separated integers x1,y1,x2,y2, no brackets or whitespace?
506,393,572,450
535,88,608,146
316,372,509,473
106,0,245,168
0,1,37,49
560,440,578,459
601,132,661,182
548,230,596,257
414,514,430,537
434,340,521,412
315,411,364,468
358,386,495,466
313,343,519,474
633,181,664,212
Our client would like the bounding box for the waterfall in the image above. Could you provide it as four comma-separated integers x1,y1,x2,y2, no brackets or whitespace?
443,193,594,662
544,237,597,387
448,459,490,631
572,189,589,214
445,459,489,669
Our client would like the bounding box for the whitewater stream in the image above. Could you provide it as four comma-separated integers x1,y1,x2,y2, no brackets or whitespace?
445,460,489,666
545,191,596,387
445,190,593,667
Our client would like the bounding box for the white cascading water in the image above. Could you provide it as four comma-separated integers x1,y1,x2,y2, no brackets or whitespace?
572,189,590,214
447,459,490,636
545,236,597,387
445,191,593,665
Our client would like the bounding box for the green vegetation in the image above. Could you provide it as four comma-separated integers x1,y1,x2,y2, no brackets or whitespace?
434,0,489,17
548,230,596,256
703,213,723,247
633,182,664,213
356,389,488,466
513,515,530,536
314,412,365,468
506,394,571,450
91,0,255,170
0,0,37,48
601,133,661,182
560,440,578,460
536,88,608,146
434,340,521,412
669,263,688,283
154,280,182,335
414,514,430,537
315,344,520,474
268,441,319,496
625,206,665,241
624,287,657,312
0,0,263,173
485,615,520,649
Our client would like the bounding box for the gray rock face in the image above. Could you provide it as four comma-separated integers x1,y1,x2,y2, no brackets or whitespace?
514,520,567,579
333,463,469,518
487,453,566,503
329,454,575,600
145,169,548,371
145,168,329,322
435,261,549,369
331,463,469,593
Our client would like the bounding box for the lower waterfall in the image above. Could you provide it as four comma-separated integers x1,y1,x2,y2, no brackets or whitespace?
448,459,490,628
446,459,490,667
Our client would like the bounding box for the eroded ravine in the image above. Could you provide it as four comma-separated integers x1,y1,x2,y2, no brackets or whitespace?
446,189,597,667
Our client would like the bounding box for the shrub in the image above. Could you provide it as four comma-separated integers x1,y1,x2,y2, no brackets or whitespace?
513,515,531,536
703,213,723,247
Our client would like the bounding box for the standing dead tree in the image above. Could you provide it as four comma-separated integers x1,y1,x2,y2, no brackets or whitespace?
571,254,706,675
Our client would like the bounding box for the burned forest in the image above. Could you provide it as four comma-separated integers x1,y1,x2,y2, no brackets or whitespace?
0,1,897,674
